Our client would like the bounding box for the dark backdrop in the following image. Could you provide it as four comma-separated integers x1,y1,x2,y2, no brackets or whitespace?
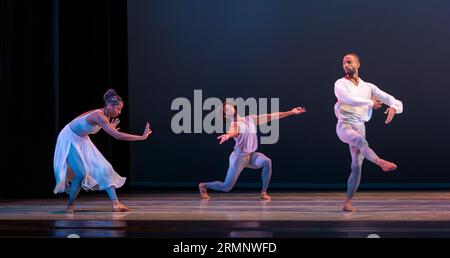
127,0,450,188
1,0,129,198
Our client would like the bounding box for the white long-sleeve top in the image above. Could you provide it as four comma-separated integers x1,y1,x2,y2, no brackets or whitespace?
334,77,403,124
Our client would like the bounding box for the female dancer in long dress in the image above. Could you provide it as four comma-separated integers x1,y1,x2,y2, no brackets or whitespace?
199,101,306,201
53,89,152,213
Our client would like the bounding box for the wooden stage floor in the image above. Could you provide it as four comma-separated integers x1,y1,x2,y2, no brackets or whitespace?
1,191,450,238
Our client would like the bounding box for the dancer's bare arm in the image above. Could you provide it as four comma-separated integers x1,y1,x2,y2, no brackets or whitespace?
250,107,307,125
96,113,152,141
217,122,239,145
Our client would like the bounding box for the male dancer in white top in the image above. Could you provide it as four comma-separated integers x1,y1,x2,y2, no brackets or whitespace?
334,53,403,212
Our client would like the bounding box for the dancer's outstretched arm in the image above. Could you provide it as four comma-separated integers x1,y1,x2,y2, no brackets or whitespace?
217,122,239,145
97,114,152,141
250,107,307,125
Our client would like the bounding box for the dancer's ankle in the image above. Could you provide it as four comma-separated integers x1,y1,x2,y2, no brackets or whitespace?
260,192,271,201
112,201,131,212
66,203,75,213
343,200,356,212
199,183,210,199
377,159,397,172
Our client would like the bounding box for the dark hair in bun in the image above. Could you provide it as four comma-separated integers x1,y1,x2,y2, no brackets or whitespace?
103,88,123,106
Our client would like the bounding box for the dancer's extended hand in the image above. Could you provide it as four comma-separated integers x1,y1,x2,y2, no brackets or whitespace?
291,107,307,115
142,122,152,139
384,107,396,124
111,118,120,131
217,134,231,145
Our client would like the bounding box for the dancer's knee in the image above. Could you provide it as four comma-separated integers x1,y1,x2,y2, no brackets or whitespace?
212,181,234,192
354,136,368,149
223,183,234,192
263,158,272,168
350,163,362,172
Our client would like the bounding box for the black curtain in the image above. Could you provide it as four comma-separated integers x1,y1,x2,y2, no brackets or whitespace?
1,0,129,199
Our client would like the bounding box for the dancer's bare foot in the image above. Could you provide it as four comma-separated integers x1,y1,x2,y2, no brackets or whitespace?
377,159,397,172
66,204,75,214
260,192,272,201
113,201,131,212
198,183,210,200
343,202,356,212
